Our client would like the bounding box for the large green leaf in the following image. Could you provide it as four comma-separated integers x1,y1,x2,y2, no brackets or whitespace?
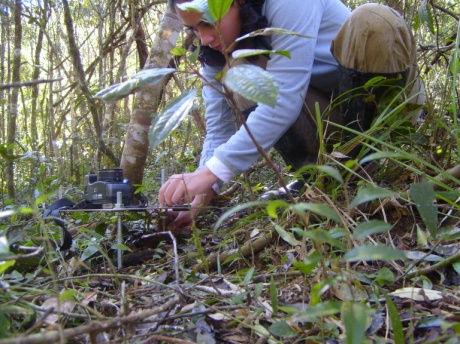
272,222,301,246
386,296,404,344
268,320,296,338
236,27,311,43
214,201,265,230
344,245,406,262
95,68,175,102
359,151,406,164
176,0,214,23
409,181,437,233
341,302,372,344
301,228,344,249
231,49,290,60
149,89,197,148
352,220,393,240
293,301,341,322
350,185,396,208
208,0,233,21
223,64,278,107
290,202,341,223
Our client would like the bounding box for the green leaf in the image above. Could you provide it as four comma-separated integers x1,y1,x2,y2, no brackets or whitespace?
170,47,187,57
290,202,341,223
265,199,288,219
0,261,15,275
243,266,255,285
350,185,396,208
352,220,393,240
302,228,344,249
410,181,437,233
214,201,265,230
294,301,342,322
223,64,278,107
344,245,406,262
208,0,233,21
0,312,10,338
236,27,311,43
176,0,214,23
95,68,175,102
373,267,395,286
293,251,321,275
386,296,404,344
149,89,197,148
59,289,78,302
231,49,290,60
272,222,301,246
341,302,372,344
359,151,405,164
296,164,343,184
268,320,296,338
363,75,387,90
270,276,279,314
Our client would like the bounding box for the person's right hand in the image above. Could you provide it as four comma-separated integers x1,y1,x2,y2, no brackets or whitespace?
163,192,215,234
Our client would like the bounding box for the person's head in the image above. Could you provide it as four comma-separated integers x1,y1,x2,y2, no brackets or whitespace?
171,0,243,53
169,0,269,66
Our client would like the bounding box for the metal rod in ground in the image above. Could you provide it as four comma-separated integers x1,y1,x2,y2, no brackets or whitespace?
116,191,123,270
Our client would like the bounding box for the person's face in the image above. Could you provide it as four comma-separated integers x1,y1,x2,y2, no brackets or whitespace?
176,1,242,53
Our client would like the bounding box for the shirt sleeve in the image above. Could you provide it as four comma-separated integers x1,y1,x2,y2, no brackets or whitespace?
198,65,237,170
211,0,326,176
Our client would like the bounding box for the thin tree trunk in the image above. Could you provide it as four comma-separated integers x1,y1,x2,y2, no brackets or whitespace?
0,5,7,144
120,11,182,185
62,0,118,166
30,0,47,150
6,0,23,199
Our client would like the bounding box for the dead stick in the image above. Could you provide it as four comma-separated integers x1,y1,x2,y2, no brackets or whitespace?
193,231,274,272
0,78,62,90
0,296,180,344
405,251,460,279
142,335,195,344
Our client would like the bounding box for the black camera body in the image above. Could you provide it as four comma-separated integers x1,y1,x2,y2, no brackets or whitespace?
84,169,134,206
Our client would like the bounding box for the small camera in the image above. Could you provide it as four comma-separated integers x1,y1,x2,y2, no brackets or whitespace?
84,169,134,206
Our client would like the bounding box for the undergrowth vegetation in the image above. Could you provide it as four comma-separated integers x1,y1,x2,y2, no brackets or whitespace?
0,0,459,343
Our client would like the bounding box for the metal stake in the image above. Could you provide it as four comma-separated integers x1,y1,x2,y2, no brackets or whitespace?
116,191,123,270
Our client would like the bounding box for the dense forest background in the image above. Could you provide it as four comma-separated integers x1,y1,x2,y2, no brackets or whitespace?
0,0,459,342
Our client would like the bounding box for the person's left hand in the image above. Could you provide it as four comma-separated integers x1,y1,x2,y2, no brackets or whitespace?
159,167,218,207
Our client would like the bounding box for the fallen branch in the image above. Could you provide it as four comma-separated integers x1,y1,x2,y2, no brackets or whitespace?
141,335,195,344
0,78,62,90
193,231,274,272
0,295,180,344
405,251,460,279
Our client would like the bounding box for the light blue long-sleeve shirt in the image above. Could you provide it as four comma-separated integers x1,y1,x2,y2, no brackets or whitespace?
200,0,351,182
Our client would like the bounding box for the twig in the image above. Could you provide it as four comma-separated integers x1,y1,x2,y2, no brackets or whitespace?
0,78,62,90
1,247,43,261
0,296,180,344
405,250,460,279
153,231,182,292
193,231,274,271
142,335,195,344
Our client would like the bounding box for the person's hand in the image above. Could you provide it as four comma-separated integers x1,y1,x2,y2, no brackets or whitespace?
159,168,218,233
159,168,218,206
164,192,215,233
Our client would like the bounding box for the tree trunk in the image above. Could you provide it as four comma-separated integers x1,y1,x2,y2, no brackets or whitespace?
30,0,47,150
6,0,23,199
120,11,182,185
62,0,118,167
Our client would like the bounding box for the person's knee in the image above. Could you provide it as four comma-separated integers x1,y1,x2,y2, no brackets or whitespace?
332,3,415,74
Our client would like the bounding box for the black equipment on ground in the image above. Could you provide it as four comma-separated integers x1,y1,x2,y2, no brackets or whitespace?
84,168,134,206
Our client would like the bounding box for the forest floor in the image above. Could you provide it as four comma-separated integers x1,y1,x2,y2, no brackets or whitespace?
1,160,460,344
